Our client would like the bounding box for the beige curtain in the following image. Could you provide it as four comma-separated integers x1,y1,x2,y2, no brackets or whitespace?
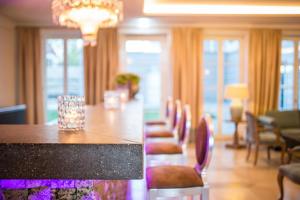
84,28,119,105
17,27,44,124
172,27,203,128
248,29,282,115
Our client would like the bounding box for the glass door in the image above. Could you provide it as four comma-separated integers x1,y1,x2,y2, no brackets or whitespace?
44,36,84,123
120,35,169,121
203,37,244,136
279,38,300,110
280,40,295,110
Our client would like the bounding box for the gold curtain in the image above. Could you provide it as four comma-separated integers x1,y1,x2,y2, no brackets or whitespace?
248,29,282,115
172,27,203,128
17,27,44,124
84,28,119,105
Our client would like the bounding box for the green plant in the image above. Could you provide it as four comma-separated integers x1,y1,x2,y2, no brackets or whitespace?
115,73,140,85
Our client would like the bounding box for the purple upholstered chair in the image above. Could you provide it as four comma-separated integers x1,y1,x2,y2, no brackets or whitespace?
146,105,191,166
145,100,182,141
145,97,173,126
146,115,214,199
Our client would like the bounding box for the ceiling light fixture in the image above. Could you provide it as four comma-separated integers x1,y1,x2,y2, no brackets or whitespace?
52,0,123,46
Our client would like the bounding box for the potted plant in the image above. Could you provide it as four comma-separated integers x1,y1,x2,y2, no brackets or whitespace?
115,73,140,99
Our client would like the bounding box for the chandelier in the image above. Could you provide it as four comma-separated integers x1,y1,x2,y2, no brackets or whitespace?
52,0,123,45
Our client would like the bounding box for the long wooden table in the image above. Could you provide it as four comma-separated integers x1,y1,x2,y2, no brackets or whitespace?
0,100,144,179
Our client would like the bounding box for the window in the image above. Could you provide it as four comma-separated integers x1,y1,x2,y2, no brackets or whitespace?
279,39,300,110
44,33,84,123
120,35,170,121
203,35,245,136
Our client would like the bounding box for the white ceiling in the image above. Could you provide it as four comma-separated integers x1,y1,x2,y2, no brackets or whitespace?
0,0,300,27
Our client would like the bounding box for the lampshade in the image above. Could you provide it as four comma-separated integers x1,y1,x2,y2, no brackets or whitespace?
224,84,249,100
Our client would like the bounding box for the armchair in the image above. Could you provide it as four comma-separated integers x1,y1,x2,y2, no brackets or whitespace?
245,111,285,165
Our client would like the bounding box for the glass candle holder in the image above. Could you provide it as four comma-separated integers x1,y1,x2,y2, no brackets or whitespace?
104,91,120,109
117,89,129,103
58,95,85,131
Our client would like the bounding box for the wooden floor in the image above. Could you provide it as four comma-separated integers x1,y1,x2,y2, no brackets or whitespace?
128,141,300,200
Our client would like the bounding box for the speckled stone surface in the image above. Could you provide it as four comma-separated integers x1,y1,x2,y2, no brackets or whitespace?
0,144,143,179
0,101,144,179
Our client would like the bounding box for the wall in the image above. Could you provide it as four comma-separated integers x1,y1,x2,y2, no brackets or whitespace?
0,14,16,107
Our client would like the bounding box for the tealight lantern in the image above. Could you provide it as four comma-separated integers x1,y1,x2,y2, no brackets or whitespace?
104,91,120,109
58,95,85,131
117,89,129,103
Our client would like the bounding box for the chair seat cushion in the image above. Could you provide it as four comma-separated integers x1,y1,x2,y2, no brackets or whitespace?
259,132,277,143
279,164,300,184
146,131,174,138
281,130,300,148
146,166,203,189
145,124,169,131
282,129,300,136
146,143,182,155
145,121,166,126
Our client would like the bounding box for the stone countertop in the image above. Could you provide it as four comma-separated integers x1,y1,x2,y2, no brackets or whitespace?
0,100,144,179
0,100,143,144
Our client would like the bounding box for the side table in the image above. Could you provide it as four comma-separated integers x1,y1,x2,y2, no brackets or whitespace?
225,119,246,149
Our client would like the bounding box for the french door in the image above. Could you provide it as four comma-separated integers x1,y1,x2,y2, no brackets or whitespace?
42,31,84,123
279,38,300,110
120,35,170,121
203,36,245,136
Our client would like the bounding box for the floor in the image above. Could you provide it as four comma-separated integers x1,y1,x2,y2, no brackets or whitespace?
128,141,300,200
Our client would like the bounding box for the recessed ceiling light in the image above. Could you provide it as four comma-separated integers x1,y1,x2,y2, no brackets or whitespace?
144,0,300,15
136,18,153,28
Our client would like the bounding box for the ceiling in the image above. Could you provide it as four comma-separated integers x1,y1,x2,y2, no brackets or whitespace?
0,0,300,28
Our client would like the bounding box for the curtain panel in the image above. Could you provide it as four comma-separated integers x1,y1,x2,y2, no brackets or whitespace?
248,29,282,115
17,27,44,124
84,28,119,105
172,27,203,128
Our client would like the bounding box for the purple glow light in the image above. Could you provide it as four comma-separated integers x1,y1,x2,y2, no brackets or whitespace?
0,180,93,189
0,180,129,199
0,180,95,199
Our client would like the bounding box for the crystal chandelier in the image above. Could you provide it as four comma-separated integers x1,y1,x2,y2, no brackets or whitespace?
52,0,123,45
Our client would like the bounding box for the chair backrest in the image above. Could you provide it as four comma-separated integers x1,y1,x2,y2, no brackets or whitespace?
165,97,173,118
245,111,259,143
194,115,214,173
170,100,182,130
177,105,192,146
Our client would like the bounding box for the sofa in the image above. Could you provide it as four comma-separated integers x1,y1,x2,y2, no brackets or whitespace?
260,110,300,149
0,105,26,124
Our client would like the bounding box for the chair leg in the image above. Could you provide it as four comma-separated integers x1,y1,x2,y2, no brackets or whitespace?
287,149,293,164
277,171,284,200
281,144,286,164
201,187,209,200
254,144,259,166
192,195,199,200
147,190,156,200
267,146,271,161
246,143,252,161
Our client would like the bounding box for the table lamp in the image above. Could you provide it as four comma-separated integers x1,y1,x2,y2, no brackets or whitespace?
224,84,249,122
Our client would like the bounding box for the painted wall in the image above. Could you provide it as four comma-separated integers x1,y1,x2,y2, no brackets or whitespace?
0,14,16,107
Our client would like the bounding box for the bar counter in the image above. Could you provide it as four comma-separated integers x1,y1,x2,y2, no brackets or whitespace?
0,100,144,180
